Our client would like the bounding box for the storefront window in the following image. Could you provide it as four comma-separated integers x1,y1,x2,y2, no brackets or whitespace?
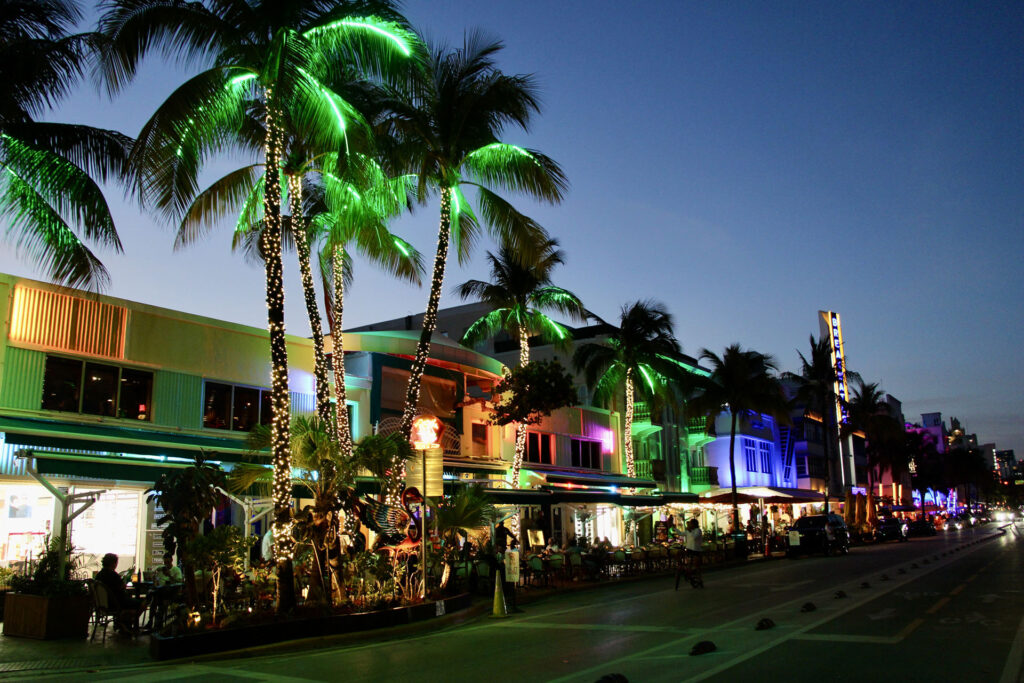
82,362,118,416
41,356,82,412
41,356,153,421
0,484,54,569
119,368,153,420
204,381,270,432
232,386,261,431
70,488,140,575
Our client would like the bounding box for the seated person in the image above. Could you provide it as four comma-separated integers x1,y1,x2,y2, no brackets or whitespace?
95,553,143,634
154,552,183,587
147,553,183,630
545,537,560,553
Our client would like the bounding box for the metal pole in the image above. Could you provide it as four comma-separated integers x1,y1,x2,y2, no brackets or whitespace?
421,447,427,600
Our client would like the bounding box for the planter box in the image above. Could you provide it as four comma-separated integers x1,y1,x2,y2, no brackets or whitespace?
3,593,91,639
150,593,472,661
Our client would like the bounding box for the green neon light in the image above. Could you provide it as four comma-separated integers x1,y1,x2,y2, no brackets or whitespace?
450,187,461,215
346,186,361,201
229,73,257,87
307,20,410,56
393,238,410,257
638,365,656,392
471,142,534,160
543,317,567,340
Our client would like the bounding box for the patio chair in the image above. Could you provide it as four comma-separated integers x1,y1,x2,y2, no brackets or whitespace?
547,553,565,579
527,555,548,587
88,580,116,643
567,552,584,580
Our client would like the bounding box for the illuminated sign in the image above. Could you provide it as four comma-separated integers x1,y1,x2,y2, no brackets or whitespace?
819,311,850,425
411,415,441,450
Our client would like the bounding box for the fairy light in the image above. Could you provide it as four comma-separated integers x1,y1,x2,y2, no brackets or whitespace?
624,370,636,479
395,188,454,500
263,88,294,562
289,175,332,425
331,244,354,458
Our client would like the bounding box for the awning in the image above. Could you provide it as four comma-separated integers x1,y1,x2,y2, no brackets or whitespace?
660,492,700,504
699,486,825,504
540,469,658,489
485,489,555,505
34,451,195,483
0,415,259,464
443,458,508,477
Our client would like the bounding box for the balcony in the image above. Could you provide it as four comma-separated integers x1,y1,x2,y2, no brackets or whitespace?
686,417,708,433
689,466,719,487
634,458,653,481
633,402,651,423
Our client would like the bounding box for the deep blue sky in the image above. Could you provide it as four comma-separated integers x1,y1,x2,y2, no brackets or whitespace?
2,2,1022,452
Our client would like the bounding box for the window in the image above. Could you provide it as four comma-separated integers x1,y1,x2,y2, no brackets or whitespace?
41,356,152,420
471,423,487,444
203,381,269,432
797,456,808,477
526,432,554,465
759,441,772,474
571,438,601,469
743,438,757,472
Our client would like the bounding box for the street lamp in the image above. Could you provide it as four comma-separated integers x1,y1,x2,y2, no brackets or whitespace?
410,416,443,600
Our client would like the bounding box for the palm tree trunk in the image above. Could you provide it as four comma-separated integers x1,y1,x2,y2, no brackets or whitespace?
331,245,353,456
263,90,295,614
624,369,635,479
729,412,740,533
289,175,331,424
511,325,529,487
395,187,453,497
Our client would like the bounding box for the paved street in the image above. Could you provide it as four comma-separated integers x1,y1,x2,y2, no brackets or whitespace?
17,523,1024,683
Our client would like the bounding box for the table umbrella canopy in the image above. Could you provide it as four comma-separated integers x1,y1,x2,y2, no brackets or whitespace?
699,486,825,505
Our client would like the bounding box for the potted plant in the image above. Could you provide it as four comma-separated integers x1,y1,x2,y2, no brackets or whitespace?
4,537,91,639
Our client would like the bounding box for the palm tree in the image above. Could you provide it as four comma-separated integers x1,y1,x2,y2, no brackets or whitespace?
177,144,422,453
573,301,688,479
456,238,584,486
352,432,415,501
0,0,131,289
232,415,360,604
99,0,417,613
692,344,788,533
313,153,422,453
431,484,497,589
377,33,568,451
783,335,842,515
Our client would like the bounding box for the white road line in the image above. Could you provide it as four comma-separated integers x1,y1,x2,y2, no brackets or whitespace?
999,610,1024,683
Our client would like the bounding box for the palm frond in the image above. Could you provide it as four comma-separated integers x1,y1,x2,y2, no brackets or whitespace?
177,164,262,249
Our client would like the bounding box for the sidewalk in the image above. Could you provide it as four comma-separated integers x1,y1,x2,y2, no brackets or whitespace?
0,629,151,676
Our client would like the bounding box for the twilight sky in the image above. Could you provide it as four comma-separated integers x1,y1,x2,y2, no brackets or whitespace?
2,2,1022,453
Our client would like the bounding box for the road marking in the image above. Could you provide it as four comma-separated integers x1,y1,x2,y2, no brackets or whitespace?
492,621,699,634
868,607,897,621
794,633,896,644
1000,610,1024,683
894,617,925,640
926,597,951,614
950,583,966,595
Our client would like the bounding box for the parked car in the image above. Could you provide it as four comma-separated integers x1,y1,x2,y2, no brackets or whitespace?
786,514,850,557
907,518,937,537
873,516,909,542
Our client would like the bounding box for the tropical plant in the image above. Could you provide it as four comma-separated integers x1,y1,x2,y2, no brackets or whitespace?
783,335,842,514
844,377,907,499
232,415,364,605
691,344,789,533
10,535,86,597
99,0,418,613
573,301,691,479
187,525,254,624
431,485,497,589
457,238,584,485
352,431,415,500
376,33,567,456
147,454,225,607
0,0,131,289
488,359,578,428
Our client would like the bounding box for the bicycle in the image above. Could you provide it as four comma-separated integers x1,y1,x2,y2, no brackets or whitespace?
674,549,704,590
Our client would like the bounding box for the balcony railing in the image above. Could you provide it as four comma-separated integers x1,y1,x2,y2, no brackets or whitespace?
634,458,653,481
633,402,651,423
689,466,719,487
686,417,708,433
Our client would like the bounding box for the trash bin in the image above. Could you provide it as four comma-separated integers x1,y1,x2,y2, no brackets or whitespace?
731,532,748,559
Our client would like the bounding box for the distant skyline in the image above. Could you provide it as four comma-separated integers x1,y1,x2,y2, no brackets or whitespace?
1,2,1021,452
